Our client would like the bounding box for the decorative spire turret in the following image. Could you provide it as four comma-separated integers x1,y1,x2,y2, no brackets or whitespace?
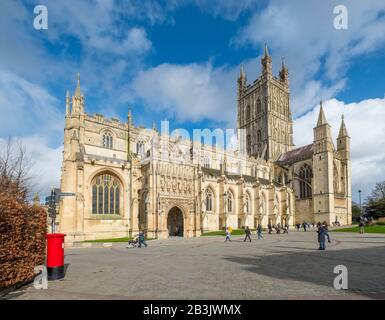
279,57,289,85
316,100,327,126
65,90,70,116
127,109,132,126
314,100,333,153
261,43,272,75
71,72,84,115
338,114,349,138
237,63,247,97
264,43,270,57
75,72,82,97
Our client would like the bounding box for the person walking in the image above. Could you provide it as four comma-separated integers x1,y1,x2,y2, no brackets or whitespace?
224,227,232,242
267,222,272,234
283,224,289,234
138,231,148,248
244,226,252,242
323,221,331,243
276,223,281,234
359,220,365,234
317,225,326,250
257,224,263,239
302,221,307,232
296,223,300,232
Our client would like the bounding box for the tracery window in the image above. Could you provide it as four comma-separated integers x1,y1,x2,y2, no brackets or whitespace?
205,189,213,212
226,191,234,213
256,98,262,114
247,134,251,155
246,105,251,122
136,141,145,158
92,173,121,214
203,156,211,168
103,132,113,149
299,165,312,199
245,193,251,214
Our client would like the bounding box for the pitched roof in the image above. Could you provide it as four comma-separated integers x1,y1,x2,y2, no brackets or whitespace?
277,144,314,165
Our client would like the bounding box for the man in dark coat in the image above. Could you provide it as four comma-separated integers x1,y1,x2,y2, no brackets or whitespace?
244,226,252,242
138,231,148,248
257,224,263,239
317,226,327,250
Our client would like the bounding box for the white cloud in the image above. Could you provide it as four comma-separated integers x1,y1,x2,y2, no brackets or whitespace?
194,0,258,21
0,69,64,197
0,71,63,139
42,0,152,56
294,97,385,201
234,0,385,116
132,62,240,125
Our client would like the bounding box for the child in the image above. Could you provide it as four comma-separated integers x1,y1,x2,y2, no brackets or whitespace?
224,227,231,242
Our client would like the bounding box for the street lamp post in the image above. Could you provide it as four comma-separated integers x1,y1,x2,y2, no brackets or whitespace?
358,189,362,215
48,188,57,233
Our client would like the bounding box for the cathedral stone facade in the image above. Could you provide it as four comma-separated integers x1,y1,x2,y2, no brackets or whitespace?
58,48,352,242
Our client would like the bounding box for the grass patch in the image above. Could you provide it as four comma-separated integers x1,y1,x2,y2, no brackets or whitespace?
82,237,154,243
332,224,385,234
202,229,256,236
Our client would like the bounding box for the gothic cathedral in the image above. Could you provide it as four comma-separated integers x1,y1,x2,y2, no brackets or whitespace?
58,47,352,242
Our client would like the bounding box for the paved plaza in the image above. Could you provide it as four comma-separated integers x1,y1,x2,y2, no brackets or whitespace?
3,230,385,300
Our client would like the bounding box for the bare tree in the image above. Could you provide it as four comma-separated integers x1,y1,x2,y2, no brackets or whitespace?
369,181,385,201
0,138,33,202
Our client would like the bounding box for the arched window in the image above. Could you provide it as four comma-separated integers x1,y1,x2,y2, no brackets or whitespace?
260,193,266,215
287,192,291,214
246,135,251,155
246,105,251,122
299,165,312,199
226,191,234,213
102,132,113,149
136,141,145,158
205,188,213,212
92,173,121,214
257,98,262,114
257,130,262,143
203,156,210,168
274,194,280,215
245,193,251,214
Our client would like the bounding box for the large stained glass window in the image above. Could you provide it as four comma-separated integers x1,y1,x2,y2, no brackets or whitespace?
91,173,121,214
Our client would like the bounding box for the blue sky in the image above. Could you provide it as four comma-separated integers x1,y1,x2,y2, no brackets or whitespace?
0,0,385,202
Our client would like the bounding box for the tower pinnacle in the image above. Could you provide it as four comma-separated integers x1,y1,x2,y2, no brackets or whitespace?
264,43,270,57
317,100,327,126
338,114,349,138
75,72,82,97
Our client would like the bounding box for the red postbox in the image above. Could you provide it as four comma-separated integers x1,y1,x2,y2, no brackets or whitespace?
46,233,66,280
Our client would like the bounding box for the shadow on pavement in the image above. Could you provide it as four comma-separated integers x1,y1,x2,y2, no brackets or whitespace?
223,245,385,299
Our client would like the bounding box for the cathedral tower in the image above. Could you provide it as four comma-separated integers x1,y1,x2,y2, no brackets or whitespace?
312,102,335,224
59,73,86,241
337,115,352,223
237,45,294,161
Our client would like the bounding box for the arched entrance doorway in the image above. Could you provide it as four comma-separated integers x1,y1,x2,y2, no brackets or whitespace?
167,207,184,237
